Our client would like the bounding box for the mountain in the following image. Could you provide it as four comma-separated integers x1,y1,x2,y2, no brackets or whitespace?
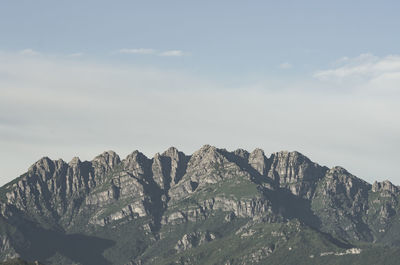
0,145,400,265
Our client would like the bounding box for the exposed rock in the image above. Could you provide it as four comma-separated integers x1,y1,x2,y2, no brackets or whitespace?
372,180,399,194
92,151,121,182
174,231,216,253
123,151,151,177
312,166,372,241
241,244,275,264
248,149,268,176
267,151,327,198
151,153,166,190
225,212,236,222
233,149,250,160
0,146,399,264
162,147,188,185
0,235,19,261
320,248,361,256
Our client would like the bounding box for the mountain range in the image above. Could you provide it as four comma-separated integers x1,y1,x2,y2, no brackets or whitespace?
0,145,400,265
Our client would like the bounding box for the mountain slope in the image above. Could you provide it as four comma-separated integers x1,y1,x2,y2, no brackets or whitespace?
0,145,399,264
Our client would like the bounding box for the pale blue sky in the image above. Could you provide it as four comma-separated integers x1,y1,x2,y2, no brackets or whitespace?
1,1,400,185
2,0,400,78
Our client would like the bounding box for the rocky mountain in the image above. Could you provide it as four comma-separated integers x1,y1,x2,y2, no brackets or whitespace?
0,145,400,265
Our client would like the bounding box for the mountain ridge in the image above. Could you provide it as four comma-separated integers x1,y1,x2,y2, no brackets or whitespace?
0,145,399,265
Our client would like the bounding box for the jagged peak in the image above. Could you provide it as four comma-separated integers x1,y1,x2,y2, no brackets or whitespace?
153,148,186,161
24,157,68,182
28,156,55,172
125,150,149,160
68,157,81,166
92,150,121,170
249,148,265,158
93,150,120,162
271,150,310,160
184,145,231,173
248,148,268,176
328,166,350,175
232,148,249,159
372,180,398,193
123,150,151,172
190,145,223,161
326,166,371,187
32,156,52,165
162,146,182,157
197,144,218,153
269,150,319,170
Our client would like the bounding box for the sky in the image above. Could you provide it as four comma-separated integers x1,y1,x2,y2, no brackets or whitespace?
1,0,400,185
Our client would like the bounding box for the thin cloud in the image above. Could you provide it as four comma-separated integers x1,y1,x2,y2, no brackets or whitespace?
278,62,293,69
118,48,156,55
159,50,185,57
68,52,84,57
0,51,400,187
116,48,187,57
313,53,400,81
19,49,39,56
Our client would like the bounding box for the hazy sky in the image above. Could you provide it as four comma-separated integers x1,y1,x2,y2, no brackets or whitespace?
1,1,400,185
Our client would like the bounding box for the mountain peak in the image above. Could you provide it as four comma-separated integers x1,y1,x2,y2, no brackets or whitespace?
162,146,180,157
1,146,400,265
190,145,226,163
233,148,250,159
372,180,399,193
68,156,81,166
272,150,310,161
197,144,218,153
248,148,268,176
123,150,151,174
29,156,53,170
93,150,120,167
327,166,349,175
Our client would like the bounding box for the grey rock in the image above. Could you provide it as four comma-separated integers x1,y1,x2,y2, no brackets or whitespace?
372,180,398,194
248,148,268,176
1,145,400,264
174,231,216,253
268,151,327,198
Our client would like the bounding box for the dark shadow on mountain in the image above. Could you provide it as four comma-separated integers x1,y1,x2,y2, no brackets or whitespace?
263,188,322,229
127,158,165,236
8,212,114,265
219,149,274,187
171,153,190,185
315,228,355,249
354,218,374,242
80,161,96,193
160,156,172,198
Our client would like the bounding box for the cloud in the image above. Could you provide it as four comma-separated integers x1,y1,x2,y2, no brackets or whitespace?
313,53,400,82
0,51,400,187
116,48,187,57
278,62,293,69
19,49,39,56
68,52,84,57
312,53,400,98
159,50,185,57
118,48,156,55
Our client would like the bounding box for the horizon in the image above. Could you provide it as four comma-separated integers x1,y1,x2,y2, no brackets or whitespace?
1,1,400,185
4,145,395,187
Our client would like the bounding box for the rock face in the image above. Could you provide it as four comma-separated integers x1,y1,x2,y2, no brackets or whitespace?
0,145,399,265
372,180,399,194
312,167,372,241
248,148,268,176
174,231,216,253
268,151,328,198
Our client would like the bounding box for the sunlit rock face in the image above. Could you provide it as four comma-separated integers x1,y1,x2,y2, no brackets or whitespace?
1,145,400,264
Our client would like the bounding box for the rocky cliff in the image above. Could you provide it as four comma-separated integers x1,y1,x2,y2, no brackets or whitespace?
0,145,399,265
